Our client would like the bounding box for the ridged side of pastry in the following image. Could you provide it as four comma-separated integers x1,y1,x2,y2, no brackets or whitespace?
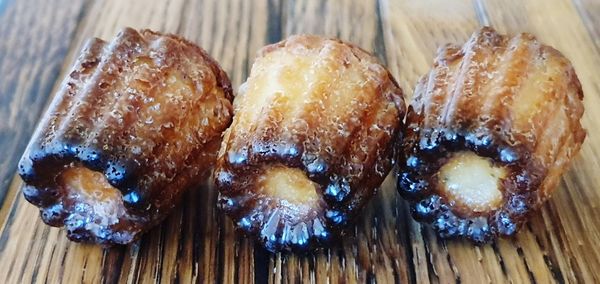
215,35,405,252
398,27,585,243
18,28,233,244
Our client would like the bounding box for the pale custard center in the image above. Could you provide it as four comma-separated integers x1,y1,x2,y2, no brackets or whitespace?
438,151,506,212
260,165,319,205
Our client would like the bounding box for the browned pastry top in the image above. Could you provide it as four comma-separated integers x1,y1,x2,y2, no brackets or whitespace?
225,34,405,174
410,27,585,201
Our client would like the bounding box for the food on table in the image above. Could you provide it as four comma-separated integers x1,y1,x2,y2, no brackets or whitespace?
214,35,406,252
18,28,234,245
397,27,586,243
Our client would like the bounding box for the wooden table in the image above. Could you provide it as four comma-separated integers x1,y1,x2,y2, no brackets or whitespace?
1,0,599,283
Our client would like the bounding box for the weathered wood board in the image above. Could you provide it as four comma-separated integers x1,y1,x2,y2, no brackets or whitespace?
1,0,599,282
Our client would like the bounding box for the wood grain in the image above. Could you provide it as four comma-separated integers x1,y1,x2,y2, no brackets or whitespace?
1,0,600,283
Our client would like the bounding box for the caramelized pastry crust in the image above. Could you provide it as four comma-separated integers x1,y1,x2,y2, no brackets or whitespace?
397,27,585,243
215,35,405,252
18,28,233,245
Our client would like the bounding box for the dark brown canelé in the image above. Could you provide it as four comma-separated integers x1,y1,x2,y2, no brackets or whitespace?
18,28,233,245
214,35,406,252
397,27,586,243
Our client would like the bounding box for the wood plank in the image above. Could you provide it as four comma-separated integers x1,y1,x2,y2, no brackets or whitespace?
0,0,89,219
1,0,600,283
0,1,93,282
571,0,600,51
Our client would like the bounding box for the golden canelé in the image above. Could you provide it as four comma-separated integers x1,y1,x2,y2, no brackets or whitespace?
18,28,233,245
397,27,586,243
215,35,406,252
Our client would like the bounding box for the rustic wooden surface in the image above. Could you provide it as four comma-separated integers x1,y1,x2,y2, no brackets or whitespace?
0,0,599,283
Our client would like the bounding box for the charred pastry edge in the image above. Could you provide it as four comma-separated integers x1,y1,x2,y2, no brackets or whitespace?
217,164,335,253
397,126,544,243
17,28,233,244
397,27,586,244
216,34,406,252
